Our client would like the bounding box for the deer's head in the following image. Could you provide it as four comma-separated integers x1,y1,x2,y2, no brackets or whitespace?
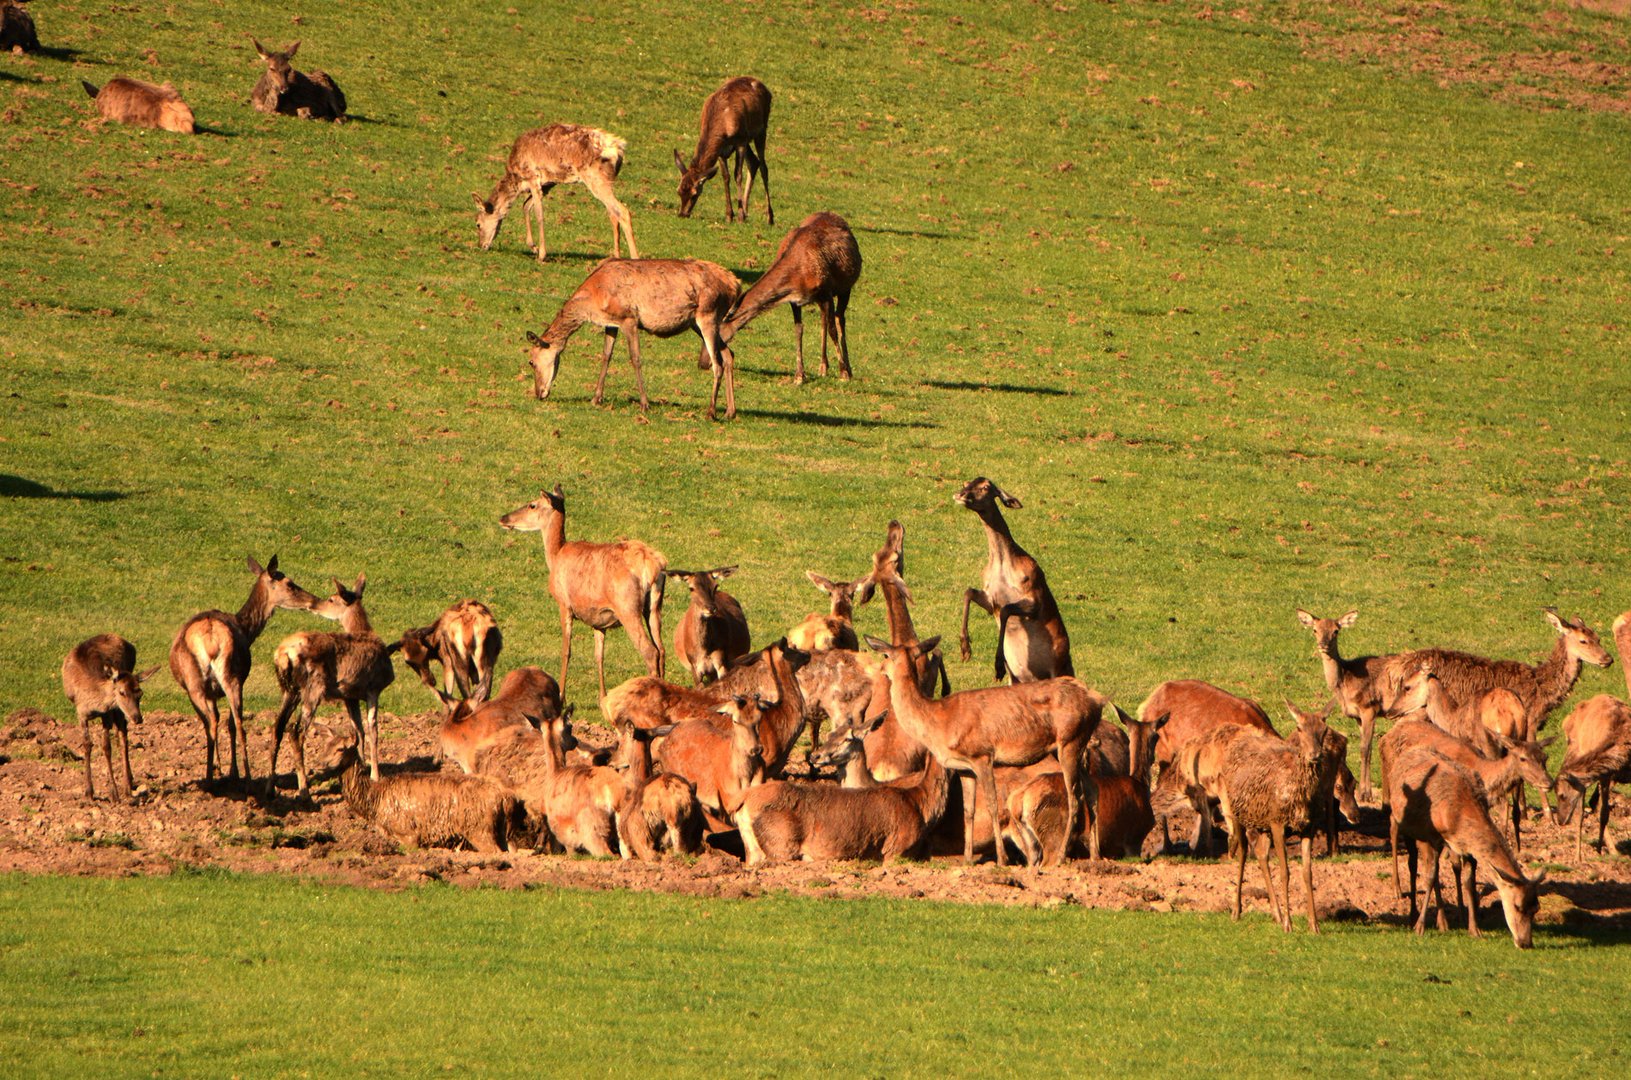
252,38,298,96
955,476,1022,514
1544,608,1613,669
472,193,503,250
310,574,368,629
108,664,159,726
673,149,715,218
524,330,565,400
247,553,320,612
499,485,565,533
1296,609,1358,656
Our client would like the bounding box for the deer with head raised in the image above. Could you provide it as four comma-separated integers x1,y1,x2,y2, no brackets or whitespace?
500,484,667,702
1554,609,1631,862
248,38,345,121
655,693,768,827
170,554,320,784
395,599,503,710
1296,608,1397,801
955,478,1072,684
525,258,742,420
82,77,195,134
674,76,773,224
721,212,860,383
671,566,751,687
473,123,637,262
62,635,159,802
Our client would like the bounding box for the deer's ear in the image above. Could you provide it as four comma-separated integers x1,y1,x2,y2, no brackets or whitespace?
247,554,265,576
806,571,834,592
1543,607,1566,632
1295,609,1316,627
711,566,737,581
285,41,300,59
250,37,269,60
266,553,280,574
473,192,489,210
995,485,1022,509
352,573,366,597
1338,610,1359,628
138,666,161,683
674,148,687,172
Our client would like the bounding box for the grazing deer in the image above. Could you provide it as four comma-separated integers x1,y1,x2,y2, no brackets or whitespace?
438,666,561,773
955,478,1072,683
326,735,523,853
1388,746,1544,948
674,76,773,224
499,484,667,701
612,721,704,859
1296,609,1395,801
249,38,345,120
81,77,195,134
61,635,158,801
671,567,751,687
867,633,1104,866
394,599,503,708
1554,612,1631,861
737,755,949,866
267,575,395,797
786,571,866,653
525,258,742,420
170,554,320,784
1138,679,1275,851
1,1,39,53
722,212,861,383
473,123,637,261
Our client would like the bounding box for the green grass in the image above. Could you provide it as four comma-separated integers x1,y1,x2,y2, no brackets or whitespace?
0,872,1626,1078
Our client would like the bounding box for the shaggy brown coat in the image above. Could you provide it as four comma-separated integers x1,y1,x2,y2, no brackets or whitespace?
395,599,502,706
612,723,703,860
474,123,637,260
336,743,522,853
82,77,195,133
62,634,157,801
1,1,38,52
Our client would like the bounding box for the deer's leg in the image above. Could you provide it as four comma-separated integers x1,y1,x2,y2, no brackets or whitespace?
1406,840,1421,924
737,146,757,221
623,322,649,412
960,588,994,663
1253,832,1278,925
1462,857,1481,937
817,299,832,378
593,327,618,405
1358,708,1377,802
100,722,118,803
532,182,550,261
753,131,772,225
978,761,1005,867
960,772,978,864
81,714,95,798
1300,835,1319,932
1276,826,1294,932
197,695,219,782
723,150,739,222
834,291,852,379
721,342,736,420
225,681,251,784
1390,811,1404,901
789,303,805,384
1416,844,1442,935
557,607,573,704
1060,746,1092,861
364,697,382,783
593,628,608,706
1232,824,1248,920
587,174,636,259
1598,781,1612,853
266,692,298,798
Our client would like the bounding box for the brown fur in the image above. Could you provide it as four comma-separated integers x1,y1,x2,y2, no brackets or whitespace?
438,666,561,773
62,635,157,801
723,212,860,382
500,484,667,701
1,1,37,53
612,723,703,860
471,713,620,855
1139,679,1276,851
601,648,779,732
1296,608,1396,799
333,742,522,853
955,479,1072,684
1006,772,1153,866
796,648,891,769
1555,695,1631,861
82,77,195,134
474,123,636,260
675,76,773,223
249,39,345,121
395,599,502,707
737,757,949,865
671,567,751,687
785,570,864,653
865,520,951,699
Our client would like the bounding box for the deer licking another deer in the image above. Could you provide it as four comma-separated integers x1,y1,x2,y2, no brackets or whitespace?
956,478,1073,684
474,123,638,261
62,635,159,802
248,38,345,121
675,76,773,224
722,212,861,383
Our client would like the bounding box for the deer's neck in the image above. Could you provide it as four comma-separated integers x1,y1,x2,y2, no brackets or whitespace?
1532,635,1582,717
1315,644,1344,694
340,605,372,636
880,578,916,645
980,508,1020,570
541,509,568,566
544,304,592,352
885,659,937,747
1616,615,1631,699
235,581,275,642
910,756,950,823
338,754,374,819
843,745,876,789
762,657,808,771
488,173,524,219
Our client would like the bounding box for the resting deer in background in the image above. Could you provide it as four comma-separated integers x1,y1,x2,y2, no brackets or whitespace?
1296,609,1395,801
62,635,159,801
671,567,751,687
438,667,561,773
248,38,345,121
81,77,195,133
524,258,742,420
1,1,40,53
395,599,503,708
473,124,638,261
786,571,866,652
956,478,1072,683
170,554,320,784
722,212,861,383
612,720,704,859
499,485,667,701
675,76,773,224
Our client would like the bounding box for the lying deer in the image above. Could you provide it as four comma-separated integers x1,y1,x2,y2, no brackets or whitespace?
525,258,742,420
612,721,703,860
737,756,948,866
785,571,866,652
656,694,767,825
82,77,195,133
328,734,524,853
722,212,861,382
671,566,750,687
955,478,1072,683
438,666,561,773
395,599,503,708
474,123,637,261
601,646,783,732
61,635,158,801
675,76,773,224
249,38,345,120
499,484,667,701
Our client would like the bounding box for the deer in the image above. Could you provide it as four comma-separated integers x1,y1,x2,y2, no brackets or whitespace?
721,212,861,383
438,666,561,773
601,646,784,733
524,258,742,421
955,478,1072,684
248,38,345,121
1388,746,1545,948
266,574,395,798
1553,610,1631,861
61,635,159,802
786,571,866,653
674,76,773,224
671,567,751,687
808,716,887,788
866,633,1105,866
169,554,320,785
499,484,667,702
612,721,704,859
795,648,893,773
471,707,621,855
1296,609,1396,801
736,755,949,866
81,77,195,134
473,123,637,262
322,732,524,853
1005,738,1154,866
1,0,39,53
651,694,767,826
395,599,503,709
1138,679,1277,852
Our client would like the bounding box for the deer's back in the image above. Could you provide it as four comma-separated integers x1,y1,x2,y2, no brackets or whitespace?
702,76,771,139
1147,680,1275,766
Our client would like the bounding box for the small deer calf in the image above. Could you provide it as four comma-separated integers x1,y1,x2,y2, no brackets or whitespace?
61,635,158,801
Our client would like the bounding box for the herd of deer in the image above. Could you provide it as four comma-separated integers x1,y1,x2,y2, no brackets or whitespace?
56,476,1631,948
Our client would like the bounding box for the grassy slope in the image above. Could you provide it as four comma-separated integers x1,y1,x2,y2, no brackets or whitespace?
0,872,1626,1077
2,1,1628,725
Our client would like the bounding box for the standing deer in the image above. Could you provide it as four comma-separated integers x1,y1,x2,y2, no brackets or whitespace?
1,1,39,53
1554,610,1631,861
267,574,395,797
655,694,768,824
81,78,195,133
473,123,637,261
525,258,742,421
1296,609,1395,801
62,635,158,801
1139,679,1276,852
170,554,320,784
722,212,861,383
658,641,811,782
612,721,704,860
394,599,503,708
499,485,667,701
249,38,345,120
675,76,773,224
867,519,950,698
671,566,751,686
786,571,866,652
956,478,1072,683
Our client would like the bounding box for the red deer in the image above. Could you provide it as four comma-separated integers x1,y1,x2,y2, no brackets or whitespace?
471,708,621,855
867,635,1104,865
249,38,345,121
525,259,741,420
1388,746,1544,948
654,694,767,824
61,635,158,801
786,571,866,653
81,77,195,134
600,646,782,732
325,735,523,853
737,756,949,866
1296,609,1397,800
612,721,703,859
267,575,395,797
473,124,637,261
438,667,561,773
499,484,667,701
1005,762,1154,866
722,212,860,383
671,567,751,687
796,649,891,771
955,478,1072,683
674,76,773,224
395,599,502,708
857,524,950,782
1554,611,1631,861
169,554,320,784
1138,679,1275,851
1,1,39,53
808,716,886,788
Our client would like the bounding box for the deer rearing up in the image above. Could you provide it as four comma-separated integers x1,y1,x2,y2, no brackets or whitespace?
955,478,1073,684
722,212,861,383
675,76,773,224
499,484,667,701
525,258,742,421
474,123,637,262
62,635,159,802
82,77,196,134
672,566,751,687
248,38,345,121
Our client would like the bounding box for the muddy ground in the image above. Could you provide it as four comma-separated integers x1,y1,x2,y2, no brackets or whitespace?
3,706,1630,931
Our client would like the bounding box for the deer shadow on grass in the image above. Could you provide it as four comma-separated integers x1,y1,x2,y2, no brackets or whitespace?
0,69,37,84
852,224,960,241
0,474,128,502
921,379,1072,397
734,407,935,430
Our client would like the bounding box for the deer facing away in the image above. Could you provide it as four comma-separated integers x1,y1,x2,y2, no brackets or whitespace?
438,666,561,774
675,76,773,224
82,77,195,133
62,635,159,801
474,123,637,261
722,212,861,383
249,39,345,120
395,599,503,709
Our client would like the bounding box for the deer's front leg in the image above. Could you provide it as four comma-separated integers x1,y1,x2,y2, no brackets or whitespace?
961,588,994,662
